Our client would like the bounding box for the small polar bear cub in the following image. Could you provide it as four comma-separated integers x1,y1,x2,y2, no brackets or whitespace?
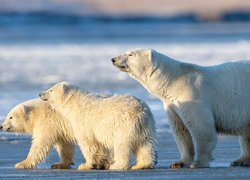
39,82,157,170
1,99,76,169
112,48,250,168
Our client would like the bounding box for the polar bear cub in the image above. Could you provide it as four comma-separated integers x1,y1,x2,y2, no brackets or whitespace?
1,99,76,169
112,48,250,168
39,82,157,170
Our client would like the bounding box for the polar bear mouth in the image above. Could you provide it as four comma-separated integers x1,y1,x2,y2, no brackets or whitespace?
40,96,48,101
3,127,12,132
39,93,48,101
6,127,12,132
116,65,129,72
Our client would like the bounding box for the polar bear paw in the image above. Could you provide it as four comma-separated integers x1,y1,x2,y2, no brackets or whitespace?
189,161,209,168
51,163,73,169
15,161,35,169
109,163,130,170
170,161,185,169
231,159,250,166
131,164,153,170
78,163,92,170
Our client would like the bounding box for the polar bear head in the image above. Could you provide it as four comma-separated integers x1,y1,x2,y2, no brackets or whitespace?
1,104,34,133
39,82,73,107
111,49,156,80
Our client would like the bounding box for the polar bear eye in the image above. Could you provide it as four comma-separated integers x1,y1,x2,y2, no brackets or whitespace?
9,117,13,119
50,89,53,92
128,54,133,57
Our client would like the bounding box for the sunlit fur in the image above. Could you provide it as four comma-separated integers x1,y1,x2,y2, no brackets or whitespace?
113,48,250,168
2,99,76,169
40,82,157,170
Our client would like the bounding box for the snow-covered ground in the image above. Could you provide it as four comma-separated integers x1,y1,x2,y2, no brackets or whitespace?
1,41,250,133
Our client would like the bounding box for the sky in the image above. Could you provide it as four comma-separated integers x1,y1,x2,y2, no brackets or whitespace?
0,0,250,20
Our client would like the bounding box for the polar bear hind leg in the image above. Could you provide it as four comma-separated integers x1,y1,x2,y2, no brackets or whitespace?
109,137,133,170
231,135,250,166
131,141,157,170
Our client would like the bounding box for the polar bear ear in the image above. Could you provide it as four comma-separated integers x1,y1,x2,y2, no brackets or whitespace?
62,83,71,94
20,105,33,115
145,49,154,62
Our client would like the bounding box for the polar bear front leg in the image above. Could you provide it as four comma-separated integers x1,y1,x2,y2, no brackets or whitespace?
77,141,98,170
231,135,250,166
15,138,53,169
167,107,194,168
51,140,75,169
179,103,217,168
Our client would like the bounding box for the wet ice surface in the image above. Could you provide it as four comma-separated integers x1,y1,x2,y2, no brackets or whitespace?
0,132,246,180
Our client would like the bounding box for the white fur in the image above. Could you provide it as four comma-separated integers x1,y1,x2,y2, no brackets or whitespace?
1,99,76,169
112,49,250,168
40,82,157,170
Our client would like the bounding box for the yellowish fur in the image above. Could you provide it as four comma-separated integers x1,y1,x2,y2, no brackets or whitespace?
2,99,76,169
40,82,157,170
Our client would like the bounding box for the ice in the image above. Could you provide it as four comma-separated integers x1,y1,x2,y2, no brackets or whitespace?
1,41,250,88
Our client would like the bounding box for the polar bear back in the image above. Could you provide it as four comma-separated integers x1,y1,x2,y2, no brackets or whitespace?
152,55,250,134
89,95,154,144
57,91,155,148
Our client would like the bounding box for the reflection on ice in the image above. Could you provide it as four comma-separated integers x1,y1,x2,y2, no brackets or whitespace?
210,162,230,168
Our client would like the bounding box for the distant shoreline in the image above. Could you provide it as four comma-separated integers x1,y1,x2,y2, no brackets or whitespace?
1,11,250,27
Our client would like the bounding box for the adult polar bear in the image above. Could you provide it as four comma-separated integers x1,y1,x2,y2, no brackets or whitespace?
112,49,250,168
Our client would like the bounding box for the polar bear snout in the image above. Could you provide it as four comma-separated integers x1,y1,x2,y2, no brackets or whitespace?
111,57,129,72
1,122,12,132
39,92,48,101
111,57,116,63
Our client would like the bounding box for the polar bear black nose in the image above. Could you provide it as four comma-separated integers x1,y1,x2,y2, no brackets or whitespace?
111,58,116,63
39,93,42,97
0,126,3,130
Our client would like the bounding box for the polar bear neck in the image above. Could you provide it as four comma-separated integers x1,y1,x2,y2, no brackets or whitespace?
139,54,182,101
21,100,44,134
60,88,95,112
134,53,201,104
